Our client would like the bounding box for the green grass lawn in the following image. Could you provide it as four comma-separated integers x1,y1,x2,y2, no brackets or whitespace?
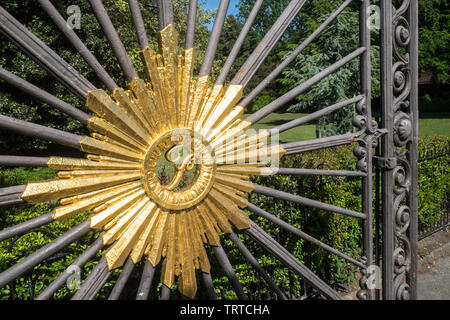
244,112,450,143
418,113,450,138
243,113,316,143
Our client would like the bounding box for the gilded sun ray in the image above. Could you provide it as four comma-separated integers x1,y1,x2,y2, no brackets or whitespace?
19,24,285,299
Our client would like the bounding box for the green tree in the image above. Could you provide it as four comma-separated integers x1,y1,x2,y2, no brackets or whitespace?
0,0,213,154
279,5,380,137
418,0,450,84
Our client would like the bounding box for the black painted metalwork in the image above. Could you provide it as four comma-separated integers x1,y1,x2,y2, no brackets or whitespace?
380,0,418,300
0,5,96,99
0,0,419,301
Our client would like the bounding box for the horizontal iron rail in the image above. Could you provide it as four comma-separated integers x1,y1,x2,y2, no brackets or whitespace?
0,185,26,207
0,211,53,242
253,184,366,219
281,132,359,155
0,185,26,196
274,168,366,177
0,114,82,149
0,156,49,167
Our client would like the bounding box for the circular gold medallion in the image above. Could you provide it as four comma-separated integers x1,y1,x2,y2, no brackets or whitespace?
141,129,216,210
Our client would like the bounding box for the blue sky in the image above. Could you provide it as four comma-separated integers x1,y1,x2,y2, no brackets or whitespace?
202,0,240,16
201,0,240,29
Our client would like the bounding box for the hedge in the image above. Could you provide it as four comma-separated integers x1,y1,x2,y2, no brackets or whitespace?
0,135,448,299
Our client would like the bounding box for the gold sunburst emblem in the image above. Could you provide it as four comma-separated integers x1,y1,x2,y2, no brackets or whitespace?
19,24,285,298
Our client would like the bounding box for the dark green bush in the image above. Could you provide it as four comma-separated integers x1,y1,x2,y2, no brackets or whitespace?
417,135,450,227
0,136,448,299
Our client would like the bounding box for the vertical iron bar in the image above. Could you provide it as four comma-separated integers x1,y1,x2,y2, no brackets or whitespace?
89,0,138,82
160,284,171,300
128,0,150,50
157,0,174,30
185,0,198,49
375,138,381,301
360,0,374,300
407,0,419,300
380,0,394,300
136,261,155,300
199,0,230,77
215,0,264,85
37,0,118,91
201,271,217,299
108,257,135,300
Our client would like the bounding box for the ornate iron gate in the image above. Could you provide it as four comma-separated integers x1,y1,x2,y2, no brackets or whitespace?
0,0,418,300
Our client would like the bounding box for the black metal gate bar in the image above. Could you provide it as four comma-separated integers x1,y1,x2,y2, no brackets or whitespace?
215,0,264,85
128,0,150,50
239,0,353,109
357,0,375,300
0,0,420,301
136,261,156,300
228,232,288,300
37,0,119,91
89,0,138,82
0,67,91,124
36,237,104,300
0,211,54,242
107,257,135,300
406,0,419,300
0,6,96,99
380,0,418,300
0,156,49,167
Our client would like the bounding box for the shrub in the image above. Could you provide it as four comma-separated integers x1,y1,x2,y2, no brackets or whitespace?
417,135,450,227
0,136,448,299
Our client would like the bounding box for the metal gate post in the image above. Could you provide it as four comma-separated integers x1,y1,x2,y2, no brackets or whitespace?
380,0,418,300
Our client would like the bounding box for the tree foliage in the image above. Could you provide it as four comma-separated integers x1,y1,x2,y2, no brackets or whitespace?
0,0,213,154
418,0,450,84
